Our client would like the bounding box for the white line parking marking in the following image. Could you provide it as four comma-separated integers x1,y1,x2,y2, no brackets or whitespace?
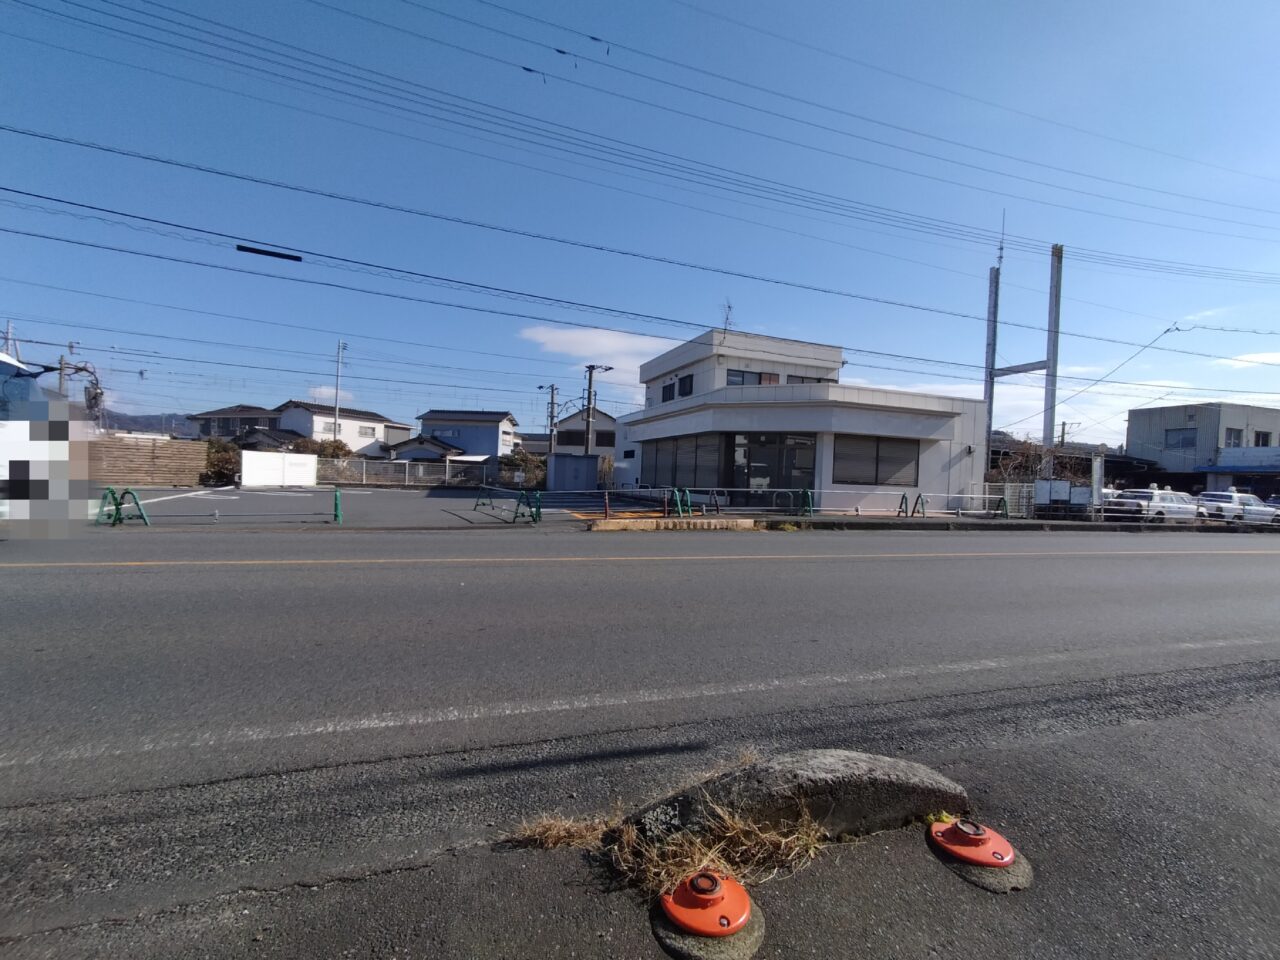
132,487,236,506
2,636,1274,768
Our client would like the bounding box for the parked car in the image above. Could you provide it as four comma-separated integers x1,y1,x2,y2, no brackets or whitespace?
1103,487,1203,523
1197,489,1280,525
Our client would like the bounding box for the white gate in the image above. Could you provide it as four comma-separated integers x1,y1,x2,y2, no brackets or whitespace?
240,450,318,487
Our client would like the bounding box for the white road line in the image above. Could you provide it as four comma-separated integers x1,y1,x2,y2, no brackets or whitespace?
2,636,1274,768
132,487,236,506
251,491,316,497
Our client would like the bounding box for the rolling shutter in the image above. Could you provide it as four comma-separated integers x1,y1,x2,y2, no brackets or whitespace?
876,439,919,486
832,435,876,484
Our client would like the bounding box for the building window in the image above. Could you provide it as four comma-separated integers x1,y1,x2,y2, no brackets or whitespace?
661,382,676,402
559,430,585,446
787,375,820,384
623,449,635,459
678,374,693,397
217,417,233,434
1225,428,1244,448
832,435,920,486
358,425,376,438
320,420,342,433
431,428,457,438
726,369,779,386
1256,431,1272,448
596,431,616,447
1164,428,1196,449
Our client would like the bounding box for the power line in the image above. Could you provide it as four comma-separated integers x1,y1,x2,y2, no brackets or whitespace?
664,0,1280,187
996,326,1176,432
303,0,1280,243
4,308,642,394
0,182,992,322
9,216,1280,376
8,10,1279,283
459,0,1280,223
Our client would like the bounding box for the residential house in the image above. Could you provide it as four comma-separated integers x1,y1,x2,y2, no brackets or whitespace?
417,410,519,458
613,330,987,511
190,400,412,458
547,409,617,459
386,435,465,461
189,405,282,439
515,432,551,455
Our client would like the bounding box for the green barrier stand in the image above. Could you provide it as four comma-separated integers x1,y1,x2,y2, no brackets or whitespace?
333,488,343,525
802,489,815,517
911,494,927,518
997,496,1009,519
95,487,121,526
896,493,910,517
116,488,151,526
474,487,495,511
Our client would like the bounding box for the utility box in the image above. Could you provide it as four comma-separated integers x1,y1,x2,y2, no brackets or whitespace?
547,453,598,491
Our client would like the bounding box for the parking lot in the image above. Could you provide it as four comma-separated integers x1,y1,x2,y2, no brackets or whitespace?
95,485,601,529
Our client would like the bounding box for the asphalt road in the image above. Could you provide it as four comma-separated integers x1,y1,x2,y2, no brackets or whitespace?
3,528,1280,957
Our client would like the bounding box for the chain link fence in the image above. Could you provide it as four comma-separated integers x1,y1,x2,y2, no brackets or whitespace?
317,458,497,487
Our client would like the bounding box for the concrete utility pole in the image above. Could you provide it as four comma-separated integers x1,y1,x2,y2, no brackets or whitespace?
541,383,558,455
1043,244,1064,451
983,242,1064,474
540,386,560,455
332,339,347,443
583,364,612,456
982,264,1001,453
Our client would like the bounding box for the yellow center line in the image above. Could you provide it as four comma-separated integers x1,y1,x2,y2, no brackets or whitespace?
2,548,1280,569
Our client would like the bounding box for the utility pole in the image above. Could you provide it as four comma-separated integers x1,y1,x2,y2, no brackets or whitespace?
982,263,1001,455
542,383,558,456
983,240,1063,477
332,339,347,443
583,364,613,456
1043,244,1064,451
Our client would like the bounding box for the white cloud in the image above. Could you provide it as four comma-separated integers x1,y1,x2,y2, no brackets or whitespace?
519,326,672,405
1061,364,1105,375
1212,352,1280,370
1182,306,1229,322
308,384,354,403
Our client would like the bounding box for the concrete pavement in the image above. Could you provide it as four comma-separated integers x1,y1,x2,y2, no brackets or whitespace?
2,529,1279,956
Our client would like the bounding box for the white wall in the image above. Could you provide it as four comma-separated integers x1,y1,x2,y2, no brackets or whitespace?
241,450,318,487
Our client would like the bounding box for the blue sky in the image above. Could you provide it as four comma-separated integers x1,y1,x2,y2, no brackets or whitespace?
4,0,1280,445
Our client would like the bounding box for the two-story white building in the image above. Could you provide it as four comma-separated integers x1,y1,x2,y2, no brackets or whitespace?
614,330,987,511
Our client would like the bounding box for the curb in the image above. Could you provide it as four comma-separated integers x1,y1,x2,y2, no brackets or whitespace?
587,517,1280,533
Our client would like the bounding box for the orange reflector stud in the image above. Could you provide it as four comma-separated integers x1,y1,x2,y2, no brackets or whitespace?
928,818,1017,868
660,871,752,938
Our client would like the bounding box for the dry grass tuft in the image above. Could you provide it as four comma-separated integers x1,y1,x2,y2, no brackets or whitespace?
509,811,618,850
509,800,827,896
607,798,827,896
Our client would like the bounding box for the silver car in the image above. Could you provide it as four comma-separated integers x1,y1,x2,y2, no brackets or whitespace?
1197,490,1280,525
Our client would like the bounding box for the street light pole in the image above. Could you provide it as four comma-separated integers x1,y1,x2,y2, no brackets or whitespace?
583,364,612,456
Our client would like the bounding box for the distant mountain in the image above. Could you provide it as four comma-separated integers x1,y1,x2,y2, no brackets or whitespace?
100,409,198,436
